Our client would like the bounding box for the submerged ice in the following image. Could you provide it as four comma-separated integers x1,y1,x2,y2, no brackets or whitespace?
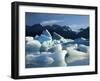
25,29,89,68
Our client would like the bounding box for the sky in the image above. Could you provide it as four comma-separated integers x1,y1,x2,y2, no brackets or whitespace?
25,12,89,31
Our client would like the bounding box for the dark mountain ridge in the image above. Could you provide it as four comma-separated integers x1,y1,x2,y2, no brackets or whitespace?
26,24,89,39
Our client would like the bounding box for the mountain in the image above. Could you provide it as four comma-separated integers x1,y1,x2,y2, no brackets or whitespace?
77,27,89,39
26,24,44,37
26,24,89,39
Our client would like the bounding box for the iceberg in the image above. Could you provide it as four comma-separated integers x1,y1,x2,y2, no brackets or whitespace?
26,49,67,67
40,44,48,52
26,54,54,67
42,29,52,38
66,48,89,65
41,40,53,49
66,58,89,66
48,44,62,53
25,36,34,43
34,35,39,39
60,38,68,43
25,29,90,67
62,43,78,50
78,44,89,53
53,32,63,40
52,40,61,45
35,30,52,43
26,40,41,54
34,56,54,65
47,50,67,67
74,37,89,46
53,32,70,43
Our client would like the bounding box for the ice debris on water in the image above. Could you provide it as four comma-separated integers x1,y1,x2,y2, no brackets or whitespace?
25,29,89,67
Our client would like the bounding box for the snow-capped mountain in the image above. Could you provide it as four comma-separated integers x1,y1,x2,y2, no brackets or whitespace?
26,24,89,39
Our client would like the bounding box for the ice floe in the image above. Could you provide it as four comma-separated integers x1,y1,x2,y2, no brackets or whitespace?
25,40,41,54
25,29,89,68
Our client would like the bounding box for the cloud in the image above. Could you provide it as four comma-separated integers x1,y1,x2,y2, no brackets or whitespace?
40,20,63,26
68,24,88,31
70,24,88,28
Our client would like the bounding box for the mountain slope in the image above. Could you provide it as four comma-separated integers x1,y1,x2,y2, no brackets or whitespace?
26,24,89,39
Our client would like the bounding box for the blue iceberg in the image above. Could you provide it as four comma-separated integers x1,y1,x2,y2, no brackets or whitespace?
25,29,90,68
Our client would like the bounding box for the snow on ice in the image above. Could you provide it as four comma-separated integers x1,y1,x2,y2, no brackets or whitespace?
25,29,89,68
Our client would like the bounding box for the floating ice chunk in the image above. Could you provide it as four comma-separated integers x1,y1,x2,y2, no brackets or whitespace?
33,56,54,65
37,50,67,67
42,29,52,38
78,44,89,53
25,36,33,43
35,30,52,43
48,50,67,66
31,52,40,55
40,44,48,52
34,35,39,39
62,43,78,50
67,44,78,50
52,40,61,44
66,39,74,42
66,49,89,64
75,37,89,45
53,32,73,43
42,40,53,49
26,54,54,65
26,50,67,67
60,39,74,47
26,54,34,64
56,50,67,61
48,44,62,53
40,52,52,55
25,30,90,67
53,32,63,40
36,35,52,43
60,38,67,43
66,58,89,66
26,40,41,54
76,37,87,41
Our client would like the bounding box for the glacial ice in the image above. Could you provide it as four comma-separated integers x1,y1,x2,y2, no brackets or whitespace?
34,35,39,39
66,49,89,64
62,43,78,50
74,37,89,46
35,30,52,43
48,44,62,53
53,32,63,40
26,50,67,67
26,54,54,66
78,44,89,53
25,29,89,68
25,40,41,54
25,36,34,43
42,29,52,38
